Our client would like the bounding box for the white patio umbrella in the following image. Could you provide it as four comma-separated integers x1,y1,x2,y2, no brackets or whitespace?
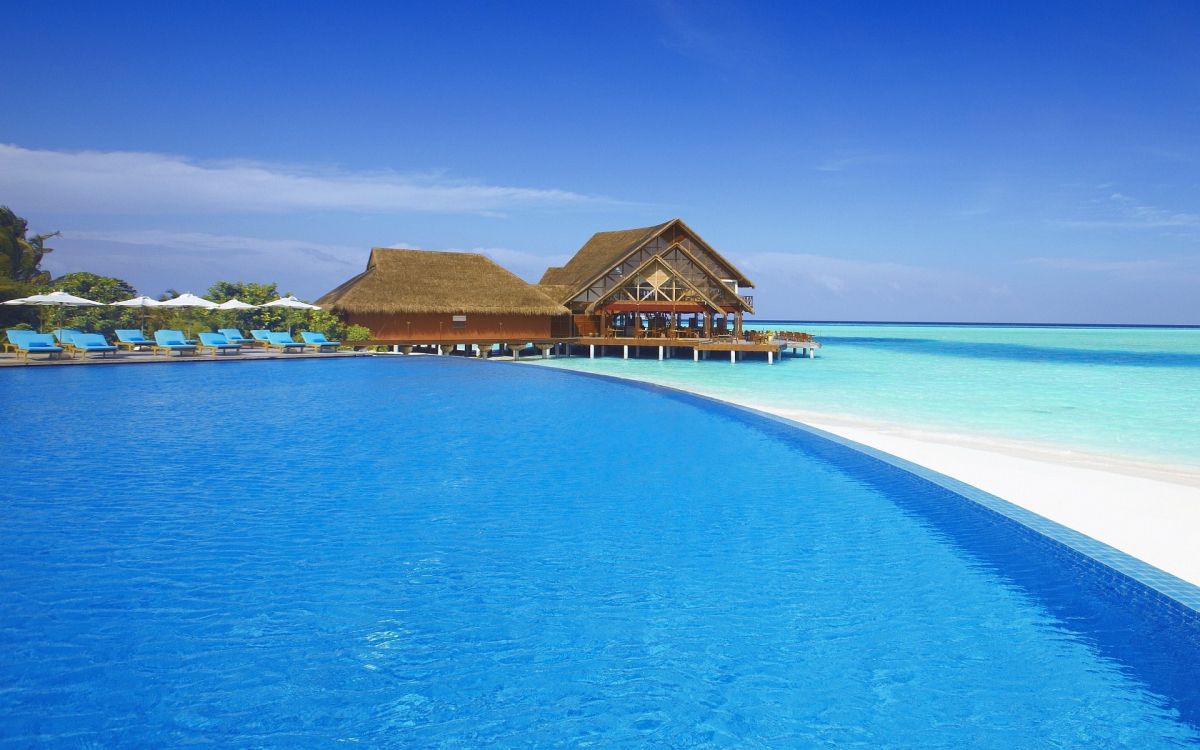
158,292,218,338
3,290,104,333
111,295,162,333
262,295,319,335
216,298,258,310
261,295,319,310
158,292,219,309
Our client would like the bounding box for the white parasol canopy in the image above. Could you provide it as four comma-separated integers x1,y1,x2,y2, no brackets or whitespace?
4,290,104,307
261,295,320,310
2,290,105,330
216,298,258,310
159,292,219,309
110,295,162,333
110,295,162,308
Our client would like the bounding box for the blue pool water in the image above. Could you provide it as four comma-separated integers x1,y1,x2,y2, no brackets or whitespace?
1,358,1198,746
536,323,1200,470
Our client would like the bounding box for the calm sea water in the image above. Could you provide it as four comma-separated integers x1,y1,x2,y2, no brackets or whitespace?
536,323,1200,469
1,357,1198,746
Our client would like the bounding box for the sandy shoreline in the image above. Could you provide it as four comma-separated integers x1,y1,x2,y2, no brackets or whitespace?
531,362,1200,588
742,403,1200,587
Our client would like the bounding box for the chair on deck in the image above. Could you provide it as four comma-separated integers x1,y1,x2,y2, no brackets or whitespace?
69,333,118,358
198,332,242,355
218,328,255,345
152,330,198,356
250,330,273,347
53,328,84,351
6,330,65,360
115,329,155,351
300,331,340,351
266,332,306,352
2,328,31,353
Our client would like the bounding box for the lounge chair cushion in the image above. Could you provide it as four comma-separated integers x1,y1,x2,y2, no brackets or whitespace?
199,333,240,349
267,332,305,347
154,330,197,349
72,333,117,351
115,329,152,343
19,334,64,352
301,331,341,346
218,328,254,343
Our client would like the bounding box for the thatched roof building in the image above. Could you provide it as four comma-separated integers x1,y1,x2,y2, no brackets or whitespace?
537,218,754,322
316,248,567,316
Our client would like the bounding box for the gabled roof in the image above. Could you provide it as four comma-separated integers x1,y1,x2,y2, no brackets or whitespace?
316,248,569,315
538,218,752,305
537,221,673,299
584,254,732,315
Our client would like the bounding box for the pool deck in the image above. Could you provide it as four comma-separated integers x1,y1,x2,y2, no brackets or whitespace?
0,349,372,366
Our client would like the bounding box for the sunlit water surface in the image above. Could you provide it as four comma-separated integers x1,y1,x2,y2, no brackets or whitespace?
536,323,1200,469
1,358,1198,747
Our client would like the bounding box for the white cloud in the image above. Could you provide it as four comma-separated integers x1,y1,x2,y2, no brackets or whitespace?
813,152,899,173
1054,192,1200,230
0,143,619,215
1021,255,1196,276
733,251,998,319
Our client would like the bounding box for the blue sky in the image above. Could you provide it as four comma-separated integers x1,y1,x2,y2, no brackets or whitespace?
3,1,1198,322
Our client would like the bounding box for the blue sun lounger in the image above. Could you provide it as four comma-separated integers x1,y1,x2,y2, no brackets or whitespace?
53,328,84,351
69,332,119,358
115,329,155,351
266,332,307,352
2,328,31,353
6,330,65,360
153,329,198,356
300,331,341,351
218,328,255,345
198,332,242,355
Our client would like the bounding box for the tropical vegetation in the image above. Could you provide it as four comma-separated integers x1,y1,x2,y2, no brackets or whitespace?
1,207,361,341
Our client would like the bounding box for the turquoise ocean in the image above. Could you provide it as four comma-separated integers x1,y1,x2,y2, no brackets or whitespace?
534,323,1200,472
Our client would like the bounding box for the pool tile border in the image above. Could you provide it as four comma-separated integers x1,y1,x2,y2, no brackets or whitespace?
543,364,1200,623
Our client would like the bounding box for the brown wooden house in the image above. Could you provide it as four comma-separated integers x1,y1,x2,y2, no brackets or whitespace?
315,248,569,344
538,218,755,339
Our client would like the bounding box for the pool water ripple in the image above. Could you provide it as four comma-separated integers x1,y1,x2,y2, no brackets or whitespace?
1,357,1198,747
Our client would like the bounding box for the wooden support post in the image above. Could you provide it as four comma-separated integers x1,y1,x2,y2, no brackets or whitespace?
623,345,629,359
693,348,699,362
808,347,815,359
768,350,774,365
730,349,736,364
589,344,595,359
658,345,664,361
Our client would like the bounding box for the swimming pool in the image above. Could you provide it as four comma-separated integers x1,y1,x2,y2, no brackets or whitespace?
1,357,1198,746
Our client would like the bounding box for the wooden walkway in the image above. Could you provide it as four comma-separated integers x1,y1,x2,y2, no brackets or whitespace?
346,335,820,364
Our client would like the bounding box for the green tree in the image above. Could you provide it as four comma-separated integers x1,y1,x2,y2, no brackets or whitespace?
41,272,140,334
0,207,59,327
204,280,342,339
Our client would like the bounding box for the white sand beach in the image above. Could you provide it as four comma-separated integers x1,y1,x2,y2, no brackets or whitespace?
748,404,1200,587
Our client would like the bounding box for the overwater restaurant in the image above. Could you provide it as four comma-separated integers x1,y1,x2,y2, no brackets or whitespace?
317,219,760,349
538,218,756,340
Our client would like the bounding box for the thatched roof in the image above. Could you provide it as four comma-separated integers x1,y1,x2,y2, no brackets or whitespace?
316,248,569,315
537,218,753,304
537,221,671,299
